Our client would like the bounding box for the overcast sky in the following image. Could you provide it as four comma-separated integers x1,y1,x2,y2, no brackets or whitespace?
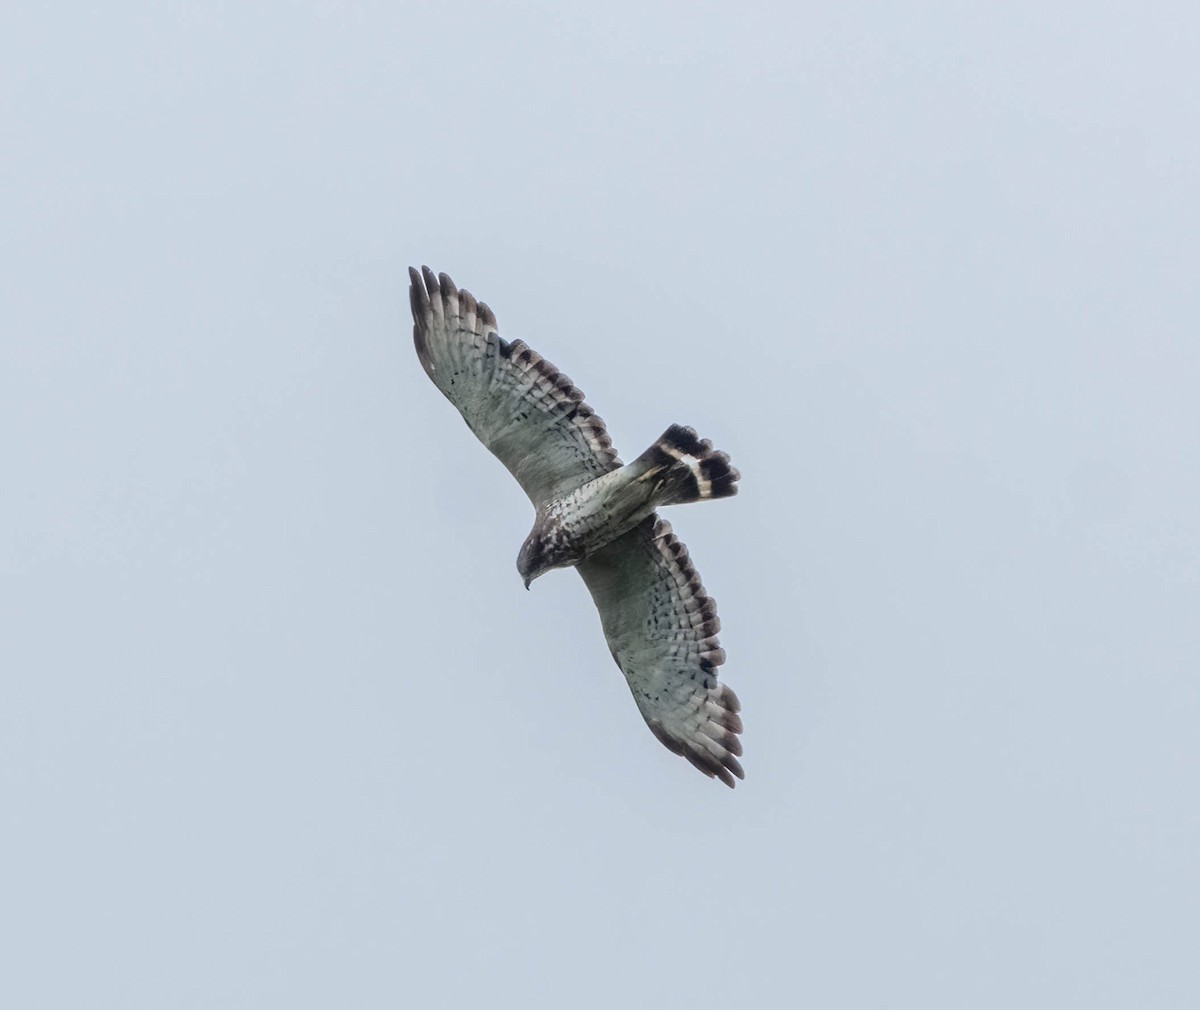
3,2,1198,1007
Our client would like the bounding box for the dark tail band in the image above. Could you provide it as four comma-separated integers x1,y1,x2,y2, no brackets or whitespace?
636,424,740,505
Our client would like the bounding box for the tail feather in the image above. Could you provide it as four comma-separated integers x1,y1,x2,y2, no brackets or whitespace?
636,424,740,506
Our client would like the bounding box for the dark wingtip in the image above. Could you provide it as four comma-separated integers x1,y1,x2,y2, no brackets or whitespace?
408,266,429,323
409,267,436,375
419,266,445,324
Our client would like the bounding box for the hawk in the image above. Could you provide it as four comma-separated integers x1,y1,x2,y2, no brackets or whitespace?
410,267,744,786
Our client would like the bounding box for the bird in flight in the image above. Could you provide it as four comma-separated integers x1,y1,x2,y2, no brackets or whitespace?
409,267,744,786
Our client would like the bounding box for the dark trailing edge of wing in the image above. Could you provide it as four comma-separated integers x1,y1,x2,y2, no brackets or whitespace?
647,517,743,786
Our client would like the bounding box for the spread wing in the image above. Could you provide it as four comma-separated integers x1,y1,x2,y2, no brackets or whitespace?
576,516,744,787
409,266,620,505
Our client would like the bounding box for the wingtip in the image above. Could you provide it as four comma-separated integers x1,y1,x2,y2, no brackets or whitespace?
409,266,429,322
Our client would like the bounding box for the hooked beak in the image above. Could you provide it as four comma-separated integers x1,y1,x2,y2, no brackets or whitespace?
523,577,531,591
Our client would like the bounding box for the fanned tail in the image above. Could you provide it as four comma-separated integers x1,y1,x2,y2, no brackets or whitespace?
635,424,740,507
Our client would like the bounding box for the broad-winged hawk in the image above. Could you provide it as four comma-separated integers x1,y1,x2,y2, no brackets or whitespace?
410,267,744,786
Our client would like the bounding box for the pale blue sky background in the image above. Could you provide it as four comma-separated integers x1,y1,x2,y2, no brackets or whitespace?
3,2,1198,1007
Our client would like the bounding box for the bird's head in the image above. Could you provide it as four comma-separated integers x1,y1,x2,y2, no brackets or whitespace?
516,532,549,590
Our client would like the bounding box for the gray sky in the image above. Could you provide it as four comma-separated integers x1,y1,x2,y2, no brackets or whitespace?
3,2,1198,1007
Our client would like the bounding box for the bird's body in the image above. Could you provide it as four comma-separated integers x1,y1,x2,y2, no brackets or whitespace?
410,266,745,786
518,423,739,585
